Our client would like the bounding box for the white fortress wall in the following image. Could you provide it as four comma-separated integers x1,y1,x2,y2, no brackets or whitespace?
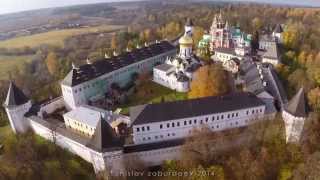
28,116,93,162
38,97,65,117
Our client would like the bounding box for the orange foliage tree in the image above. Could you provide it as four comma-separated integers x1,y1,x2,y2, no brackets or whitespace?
188,64,230,99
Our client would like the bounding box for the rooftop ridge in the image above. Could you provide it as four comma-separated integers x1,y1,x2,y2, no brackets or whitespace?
61,40,175,87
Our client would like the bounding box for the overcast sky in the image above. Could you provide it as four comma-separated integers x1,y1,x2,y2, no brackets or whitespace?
0,0,319,15
0,0,129,15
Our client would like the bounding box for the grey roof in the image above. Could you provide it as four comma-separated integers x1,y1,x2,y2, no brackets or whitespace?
260,35,276,42
124,138,185,153
176,73,189,82
61,41,175,87
62,69,77,87
274,24,283,33
263,43,279,59
186,18,194,26
3,82,29,107
215,47,236,55
285,88,307,117
130,92,265,125
154,63,174,72
87,117,122,152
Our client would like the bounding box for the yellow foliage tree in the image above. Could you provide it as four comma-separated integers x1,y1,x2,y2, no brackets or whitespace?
188,64,230,99
46,52,59,76
308,87,320,112
252,17,263,30
111,34,118,51
193,26,204,48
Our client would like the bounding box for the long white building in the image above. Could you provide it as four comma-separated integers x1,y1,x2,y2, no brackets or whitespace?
130,92,266,145
61,41,176,110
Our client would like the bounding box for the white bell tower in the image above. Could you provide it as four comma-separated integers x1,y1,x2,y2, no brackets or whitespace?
178,35,193,59
3,82,32,133
185,18,194,37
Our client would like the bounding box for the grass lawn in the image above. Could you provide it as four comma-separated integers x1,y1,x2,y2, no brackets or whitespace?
0,55,34,80
119,82,188,115
0,25,125,49
0,125,12,143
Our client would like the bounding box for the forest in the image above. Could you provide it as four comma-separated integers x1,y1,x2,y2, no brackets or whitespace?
0,1,320,180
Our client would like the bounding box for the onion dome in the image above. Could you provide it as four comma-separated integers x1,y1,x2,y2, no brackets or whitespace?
179,35,193,45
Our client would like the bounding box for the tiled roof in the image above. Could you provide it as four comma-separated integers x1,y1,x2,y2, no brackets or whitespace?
87,117,123,152
130,92,265,125
62,41,176,87
274,24,283,33
3,82,29,107
185,18,194,26
285,88,307,117
124,138,185,153
154,63,174,72
215,47,236,55
263,43,279,59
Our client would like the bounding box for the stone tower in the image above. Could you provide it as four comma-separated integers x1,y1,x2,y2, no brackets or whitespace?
282,88,307,143
87,117,123,174
184,18,194,37
210,13,232,50
178,34,193,59
272,24,283,43
3,82,32,133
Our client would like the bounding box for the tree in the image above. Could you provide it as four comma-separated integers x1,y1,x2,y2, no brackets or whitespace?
111,34,118,51
46,52,59,76
308,87,320,112
288,69,314,93
292,152,320,180
188,64,230,99
193,26,205,48
252,17,263,31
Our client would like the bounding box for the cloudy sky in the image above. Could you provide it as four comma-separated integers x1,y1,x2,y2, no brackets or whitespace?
0,0,127,15
0,0,319,15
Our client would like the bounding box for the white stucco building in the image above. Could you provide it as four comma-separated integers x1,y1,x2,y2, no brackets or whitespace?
61,41,176,110
130,92,266,145
153,19,202,92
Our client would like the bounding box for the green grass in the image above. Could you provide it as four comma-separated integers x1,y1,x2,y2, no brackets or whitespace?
0,125,12,143
0,25,125,49
119,82,188,115
0,55,34,80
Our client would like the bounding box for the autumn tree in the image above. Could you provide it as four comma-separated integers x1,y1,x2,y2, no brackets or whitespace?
188,64,230,99
111,34,118,51
45,52,59,76
292,152,320,180
308,87,320,112
192,26,205,48
252,17,263,31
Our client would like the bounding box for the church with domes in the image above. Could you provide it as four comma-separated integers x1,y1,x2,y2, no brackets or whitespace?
153,18,202,92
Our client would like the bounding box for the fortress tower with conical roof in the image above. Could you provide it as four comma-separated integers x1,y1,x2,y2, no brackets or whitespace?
3,82,32,133
282,88,307,143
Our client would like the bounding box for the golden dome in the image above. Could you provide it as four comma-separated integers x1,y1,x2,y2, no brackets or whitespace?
179,35,193,45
